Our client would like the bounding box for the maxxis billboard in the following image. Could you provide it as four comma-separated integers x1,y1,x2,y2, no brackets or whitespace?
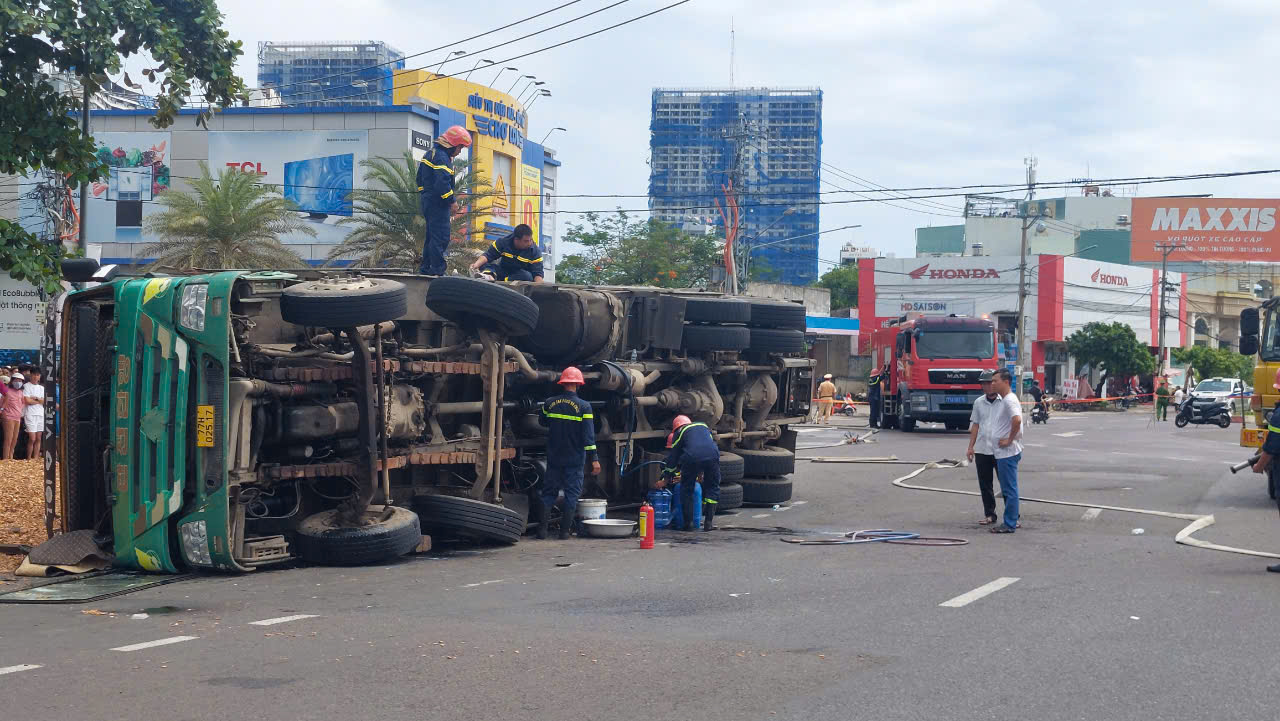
1131,198,1280,262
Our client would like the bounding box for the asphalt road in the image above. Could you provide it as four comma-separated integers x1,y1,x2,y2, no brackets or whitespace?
3,407,1278,721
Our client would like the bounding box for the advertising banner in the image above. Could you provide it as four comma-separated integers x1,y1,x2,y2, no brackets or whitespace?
1062,378,1079,400
873,298,976,317
1131,198,1280,262
0,274,43,365
209,130,369,249
519,164,541,242
79,132,172,258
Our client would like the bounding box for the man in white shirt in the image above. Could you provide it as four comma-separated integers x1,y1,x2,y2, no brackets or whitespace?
966,370,1003,525
986,368,1023,533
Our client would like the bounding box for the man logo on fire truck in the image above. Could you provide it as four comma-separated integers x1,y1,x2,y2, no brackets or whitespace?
907,264,1002,281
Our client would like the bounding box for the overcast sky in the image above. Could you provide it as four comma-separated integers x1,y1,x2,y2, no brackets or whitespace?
206,0,1280,269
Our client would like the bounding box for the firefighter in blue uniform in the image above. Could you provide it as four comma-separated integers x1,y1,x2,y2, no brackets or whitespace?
416,126,472,276
661,415,722,531
468,223,545,282
535,367,600,539
1250,368,1280,573
867,367,883,429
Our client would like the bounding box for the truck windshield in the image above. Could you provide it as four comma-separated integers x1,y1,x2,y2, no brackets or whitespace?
1262,308,1280,362
915,331,994,360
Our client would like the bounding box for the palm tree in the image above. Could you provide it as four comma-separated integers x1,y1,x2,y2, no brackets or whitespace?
140,162,311,269
327,151,498,271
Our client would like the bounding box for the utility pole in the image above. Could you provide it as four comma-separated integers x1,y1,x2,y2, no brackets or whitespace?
1014,156,1037,399
1155,241,1181,379
77,79,90,258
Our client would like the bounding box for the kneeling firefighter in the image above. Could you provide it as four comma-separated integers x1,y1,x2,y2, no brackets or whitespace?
661,415,721,531
534,367,601,539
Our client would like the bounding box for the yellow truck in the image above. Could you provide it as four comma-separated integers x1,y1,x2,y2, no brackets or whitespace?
1238,302,1278,499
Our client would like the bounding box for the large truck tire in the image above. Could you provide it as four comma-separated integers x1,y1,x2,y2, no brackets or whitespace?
748,328,807,354
683,324,751,352
292,505,422,566
736,446,795,477
747,301,807,330
717,482,744,511
684,298,751,324
719,452,745,481
426,277,540,337
740,477,794,506
413,494,525,545
282,277,408,328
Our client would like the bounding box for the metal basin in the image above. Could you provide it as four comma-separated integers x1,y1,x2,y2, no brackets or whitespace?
581,519,637,538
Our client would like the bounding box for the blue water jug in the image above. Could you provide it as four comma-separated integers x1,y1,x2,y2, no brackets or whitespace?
668,481,702,530
647,489,672,529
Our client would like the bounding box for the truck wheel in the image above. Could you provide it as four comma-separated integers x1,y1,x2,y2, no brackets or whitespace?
747,301,807,330
426,277,540,337
292,505,422,566
900,416,916,432
684,298,751,324
748,328,807,354
740,477,794,505
736,446,795,477
717,482,744,511
413,494,525,545
683,324,750,352
719,452,745,481
882,413,898,430
281,277,407,328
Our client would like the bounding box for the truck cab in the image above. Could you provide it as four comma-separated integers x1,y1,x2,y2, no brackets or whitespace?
870,315,999,432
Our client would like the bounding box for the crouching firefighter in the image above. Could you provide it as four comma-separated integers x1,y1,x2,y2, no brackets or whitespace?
534,367,601,539
661,415,721,531
1250,367,1280,573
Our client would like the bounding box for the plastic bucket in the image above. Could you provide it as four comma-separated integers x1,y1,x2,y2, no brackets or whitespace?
576,499,607,521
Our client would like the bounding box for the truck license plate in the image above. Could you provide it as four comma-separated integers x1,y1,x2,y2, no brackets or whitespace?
196,405,215,448
946,395,967,404
1241,427,1266,448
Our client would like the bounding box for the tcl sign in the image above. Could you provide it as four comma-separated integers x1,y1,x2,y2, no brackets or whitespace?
907,264,1002,280
1089,268,1129,287
226,162,268,176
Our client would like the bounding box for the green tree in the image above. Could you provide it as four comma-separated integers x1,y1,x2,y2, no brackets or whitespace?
815,264,859,309
139,164,309,269
2,0,247,291
326,152,497,272
558,211,722,287
1067,322,1157,378
1172,345,1255,384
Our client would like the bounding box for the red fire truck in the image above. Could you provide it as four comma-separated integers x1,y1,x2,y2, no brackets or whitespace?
868,314,1000,431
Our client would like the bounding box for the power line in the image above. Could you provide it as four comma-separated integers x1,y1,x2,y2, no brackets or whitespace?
257,0,588,95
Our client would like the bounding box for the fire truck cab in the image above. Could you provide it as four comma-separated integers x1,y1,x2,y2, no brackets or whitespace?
869,314,999,432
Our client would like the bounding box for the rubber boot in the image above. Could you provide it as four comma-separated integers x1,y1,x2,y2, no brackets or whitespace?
682,496,697,531
701,503,715,531
1268,563,1280,573
532,497,548,540
559,503,575,540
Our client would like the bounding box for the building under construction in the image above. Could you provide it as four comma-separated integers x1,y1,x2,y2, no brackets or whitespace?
258,41,405,107
649,87,823,286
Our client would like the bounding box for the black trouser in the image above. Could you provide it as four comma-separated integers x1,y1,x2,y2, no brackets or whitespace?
483,263,533,281
419,199,451,275
975,452,998,519
868,392,881,428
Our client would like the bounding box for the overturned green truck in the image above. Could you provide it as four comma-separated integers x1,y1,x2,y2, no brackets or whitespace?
47,263,813,572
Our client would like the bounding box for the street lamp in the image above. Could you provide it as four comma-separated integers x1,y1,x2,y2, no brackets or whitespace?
491,66,519,86
508,74,536,94
464,58,495,82
540,127,566,144
525,89,551,110
518,81,547,104
434,50,467,75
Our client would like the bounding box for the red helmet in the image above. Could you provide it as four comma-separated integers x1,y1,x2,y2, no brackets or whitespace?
439,125,472,149
672,415,692,432
557,366,585,386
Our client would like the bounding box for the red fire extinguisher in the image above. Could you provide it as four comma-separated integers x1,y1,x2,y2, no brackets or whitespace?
639,500,655,549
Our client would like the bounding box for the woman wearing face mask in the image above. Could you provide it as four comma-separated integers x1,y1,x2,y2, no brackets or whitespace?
1,373,26,460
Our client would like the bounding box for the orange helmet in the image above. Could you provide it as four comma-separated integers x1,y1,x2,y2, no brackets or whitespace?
439,125,472,149
557,366,585,386
672,415,692,432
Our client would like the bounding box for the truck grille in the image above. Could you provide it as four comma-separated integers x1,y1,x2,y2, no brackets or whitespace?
928,369,983,384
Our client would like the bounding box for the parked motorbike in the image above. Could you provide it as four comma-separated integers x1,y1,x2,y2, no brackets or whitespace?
1031,396,1051,424
1174,395,1232,429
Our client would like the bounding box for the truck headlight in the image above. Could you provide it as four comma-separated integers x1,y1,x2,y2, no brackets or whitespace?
912,393,929,407
180,284,208,332
179,520,213,567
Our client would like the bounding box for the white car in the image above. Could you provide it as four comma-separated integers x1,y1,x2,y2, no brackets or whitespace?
1190,378,1247,403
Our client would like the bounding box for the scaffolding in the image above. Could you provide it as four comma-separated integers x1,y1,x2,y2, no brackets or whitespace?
257,40,406,107
649,87,822,286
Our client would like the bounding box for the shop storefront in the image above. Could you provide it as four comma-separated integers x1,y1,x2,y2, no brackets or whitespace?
857,256,1187,393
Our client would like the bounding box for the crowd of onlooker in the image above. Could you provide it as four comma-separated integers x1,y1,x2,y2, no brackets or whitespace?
0,365,45,461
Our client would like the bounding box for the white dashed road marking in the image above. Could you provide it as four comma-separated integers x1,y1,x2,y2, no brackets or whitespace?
462,579,503,588
0,665,41,676
751,513,770,519
1053,431,1083,437
249,614,319,626
1081,508,1102,521
939,577,1021,608
111,636,198,652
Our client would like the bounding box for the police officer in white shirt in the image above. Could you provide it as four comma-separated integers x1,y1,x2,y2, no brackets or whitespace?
986,368,1024,533
966,369,1003,525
